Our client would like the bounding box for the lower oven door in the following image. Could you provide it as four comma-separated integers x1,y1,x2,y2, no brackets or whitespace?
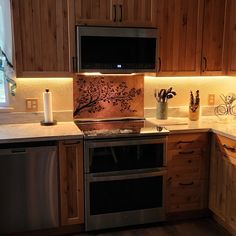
85,169,166,231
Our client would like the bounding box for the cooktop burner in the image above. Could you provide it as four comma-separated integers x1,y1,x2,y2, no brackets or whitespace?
75,119,169,138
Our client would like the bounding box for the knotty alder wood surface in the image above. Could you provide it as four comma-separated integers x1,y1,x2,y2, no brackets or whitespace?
72,218,231,236
201,0,227,75
59,140,84,225
156,0,204,76
74,0,156,27
11,0,71,77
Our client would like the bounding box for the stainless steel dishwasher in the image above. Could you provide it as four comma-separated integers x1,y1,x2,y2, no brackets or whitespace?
0,141,59,234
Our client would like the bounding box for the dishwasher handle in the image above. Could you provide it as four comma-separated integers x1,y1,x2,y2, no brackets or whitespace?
0,145,56,156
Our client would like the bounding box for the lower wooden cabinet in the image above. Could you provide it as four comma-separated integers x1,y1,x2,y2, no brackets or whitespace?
58,140,84,225
166,132,209,214
209,134,236,235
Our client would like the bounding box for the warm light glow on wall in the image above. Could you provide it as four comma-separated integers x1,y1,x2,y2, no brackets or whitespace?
16,77,73,82
144,76,236,107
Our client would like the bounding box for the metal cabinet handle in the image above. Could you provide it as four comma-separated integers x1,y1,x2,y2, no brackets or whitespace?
157,57,161,72
202,57,207,72
113,4,117,22
179,150,194,155
119,5,122,22
177,141,194,144
223,144,236,153
179,181,194,186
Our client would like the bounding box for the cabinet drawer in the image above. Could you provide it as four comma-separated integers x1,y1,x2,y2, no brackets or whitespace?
167,179,205,212
168,133,208,150
169,155,201,173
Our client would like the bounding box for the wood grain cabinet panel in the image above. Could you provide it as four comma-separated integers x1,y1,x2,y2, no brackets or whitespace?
59,140,84,225
75,0,114,25
74,0,156,27
166,132,209,214
156,0,204,76
209,134,236,235
11,0,74,77
201,0,227,75
225,0,236,75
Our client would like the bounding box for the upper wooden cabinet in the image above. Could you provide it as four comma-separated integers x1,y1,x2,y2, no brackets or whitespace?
156,0,204,76
201,0,227,75
11,0,75,77
225,0,236,75
74,0,156,27
156,0,228,76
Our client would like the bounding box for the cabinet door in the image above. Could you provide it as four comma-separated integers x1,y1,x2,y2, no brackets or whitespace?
59,140,84,225
119,0,156,27
156,0,204,76
201,0,227,75
11,0,72,77
209,136,228,221
225,0,236,75
74,0,115,25
227,162,236,232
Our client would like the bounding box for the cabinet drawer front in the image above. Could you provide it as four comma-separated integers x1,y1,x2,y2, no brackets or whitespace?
168,148,204,159
168,133,208,150
168,180,205,212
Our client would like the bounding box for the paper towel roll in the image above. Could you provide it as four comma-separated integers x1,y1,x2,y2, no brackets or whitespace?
43,89,53,123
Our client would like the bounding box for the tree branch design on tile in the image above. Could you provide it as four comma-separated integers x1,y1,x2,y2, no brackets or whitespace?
73,77,141,116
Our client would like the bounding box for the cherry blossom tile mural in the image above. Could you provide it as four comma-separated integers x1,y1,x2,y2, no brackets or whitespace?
73,75,144,119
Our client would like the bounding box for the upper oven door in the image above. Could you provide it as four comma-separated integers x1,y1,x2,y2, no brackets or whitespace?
84,137,167,174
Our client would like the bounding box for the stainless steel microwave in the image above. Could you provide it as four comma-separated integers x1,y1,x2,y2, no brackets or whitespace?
76,26,157,74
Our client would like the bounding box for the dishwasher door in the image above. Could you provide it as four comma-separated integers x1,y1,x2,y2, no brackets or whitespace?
0,143,59,234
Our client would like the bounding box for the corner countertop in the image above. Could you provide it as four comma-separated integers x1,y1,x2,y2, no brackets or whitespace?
0,122,83,144
1,116,236,144
147,116,236,141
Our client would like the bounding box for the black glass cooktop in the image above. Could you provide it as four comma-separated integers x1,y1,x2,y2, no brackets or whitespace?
75,119,169,139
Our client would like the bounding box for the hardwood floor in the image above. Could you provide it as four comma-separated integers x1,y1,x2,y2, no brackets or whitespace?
71,218,231,236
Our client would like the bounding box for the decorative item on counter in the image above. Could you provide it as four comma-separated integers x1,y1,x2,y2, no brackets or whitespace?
214,93,236,120
154,87,177,119
189,90,200,121
40,89,57,126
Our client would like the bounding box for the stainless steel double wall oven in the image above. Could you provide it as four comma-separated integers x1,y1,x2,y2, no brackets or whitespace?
78,120,168,231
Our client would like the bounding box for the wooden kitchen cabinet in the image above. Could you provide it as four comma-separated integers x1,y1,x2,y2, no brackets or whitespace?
209,134,236,235
156,0,204,76
11,0,75,77
201,0,227,75
225,0,236,75
74,0,156,27
166,132,209,215
59,140,84,225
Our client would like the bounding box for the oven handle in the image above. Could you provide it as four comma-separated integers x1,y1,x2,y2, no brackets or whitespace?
86,169,167,182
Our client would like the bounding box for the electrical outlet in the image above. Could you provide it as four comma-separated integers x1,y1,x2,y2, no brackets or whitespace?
25,98,38,112
208,94,215,106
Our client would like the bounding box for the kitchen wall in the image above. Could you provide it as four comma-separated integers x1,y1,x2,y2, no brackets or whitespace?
5,75,236,120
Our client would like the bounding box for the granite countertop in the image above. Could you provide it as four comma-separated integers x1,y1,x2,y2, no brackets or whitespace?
1,116,236,144
147,116,236,140
0,122,83,144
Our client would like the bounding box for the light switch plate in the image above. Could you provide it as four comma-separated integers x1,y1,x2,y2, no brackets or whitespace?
25,98,38,112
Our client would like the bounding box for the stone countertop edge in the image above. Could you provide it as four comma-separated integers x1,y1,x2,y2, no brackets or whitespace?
0,122,83,144
1,117,236,143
